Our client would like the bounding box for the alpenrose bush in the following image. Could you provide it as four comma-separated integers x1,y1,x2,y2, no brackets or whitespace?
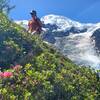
3,72,13,78
0,63,99,100
0,72,13,78
13,64,22,72
0,72,4,78
0,65,21,78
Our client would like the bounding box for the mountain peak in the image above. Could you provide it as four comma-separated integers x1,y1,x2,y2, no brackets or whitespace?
41,14,83,31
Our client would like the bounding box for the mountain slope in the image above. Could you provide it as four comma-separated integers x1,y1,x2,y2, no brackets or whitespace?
16,15,100,70
0,13,99,99
41,15,100,70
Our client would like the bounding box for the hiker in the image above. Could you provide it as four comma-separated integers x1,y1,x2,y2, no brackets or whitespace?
28,10,42,34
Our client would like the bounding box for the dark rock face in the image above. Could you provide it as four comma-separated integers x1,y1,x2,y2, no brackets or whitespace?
91,28,100,51
42,24,87,44
69,27,87,33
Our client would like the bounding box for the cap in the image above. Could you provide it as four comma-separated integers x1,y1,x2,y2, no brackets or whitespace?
30,10,37,16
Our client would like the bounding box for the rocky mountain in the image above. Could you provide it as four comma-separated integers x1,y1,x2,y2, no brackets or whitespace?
91,27,100,51
15,15,100,70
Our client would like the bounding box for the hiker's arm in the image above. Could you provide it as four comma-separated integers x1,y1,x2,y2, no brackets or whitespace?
28,21,33,33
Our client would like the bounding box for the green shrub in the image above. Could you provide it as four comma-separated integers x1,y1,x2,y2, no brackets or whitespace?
0,13,99,100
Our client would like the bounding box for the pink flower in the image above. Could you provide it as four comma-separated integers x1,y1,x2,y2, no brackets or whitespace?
0,72,4,78
3,72,13,78
13,65,21,72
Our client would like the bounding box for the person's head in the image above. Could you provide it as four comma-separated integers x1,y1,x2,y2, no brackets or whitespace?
30,10,37,18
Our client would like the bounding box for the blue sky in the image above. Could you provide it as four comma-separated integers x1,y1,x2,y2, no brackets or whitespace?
9,0,100,23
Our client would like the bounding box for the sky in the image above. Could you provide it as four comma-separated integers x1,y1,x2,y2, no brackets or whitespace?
9,0,100,23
